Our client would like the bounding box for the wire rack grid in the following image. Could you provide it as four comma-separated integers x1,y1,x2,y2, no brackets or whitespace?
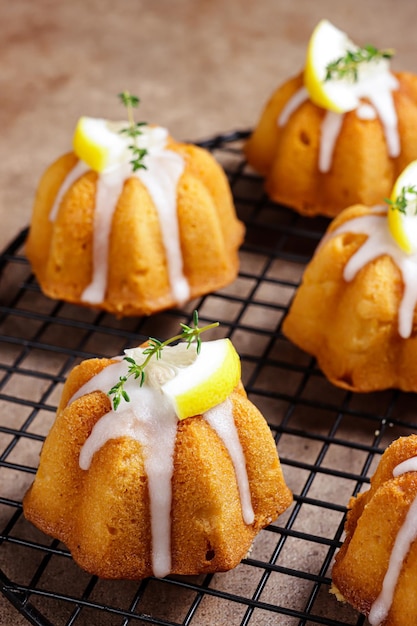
1,131,416,626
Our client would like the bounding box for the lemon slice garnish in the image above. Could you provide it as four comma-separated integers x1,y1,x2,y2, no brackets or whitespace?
304,20,358,113
160,338,241,420
72,116,128,172
304,19,391,113
387,160,417,254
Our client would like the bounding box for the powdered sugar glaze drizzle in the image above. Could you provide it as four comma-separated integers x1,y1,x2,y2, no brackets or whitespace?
328,208,417,339
368,456,417,625
68,349,254,579
49,126,189,307
278,70,399,173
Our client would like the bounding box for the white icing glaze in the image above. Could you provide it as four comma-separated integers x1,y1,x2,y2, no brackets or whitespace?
80,164,131,304
68,353,254,578
204,398,255,525
277,87,309,126
135,149,189,305
393,457,417,477
319,111,344,173
362,72,400,157
49,160,90,222
75,361,177,578
277,72,399,173
329,209,417,338
49,126,189,307
356,103,377,120
368,455,417,626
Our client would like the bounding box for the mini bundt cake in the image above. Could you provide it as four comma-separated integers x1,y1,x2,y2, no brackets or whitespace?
23,322,292,579
245,20,417,217
26,99,244,317
282,205,417,391
331,435,417,626
282,162,417,392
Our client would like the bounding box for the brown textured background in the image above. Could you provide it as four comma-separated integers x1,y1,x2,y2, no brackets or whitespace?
2,0,417,253
2,0,417,623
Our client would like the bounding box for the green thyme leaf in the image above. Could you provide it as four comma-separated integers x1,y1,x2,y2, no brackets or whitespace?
107,311,219,410
386,185,417,215
118,91,140,108
117,91,148,171
325,45,394,83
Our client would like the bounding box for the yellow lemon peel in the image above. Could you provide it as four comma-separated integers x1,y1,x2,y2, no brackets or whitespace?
162,338,241,420
387,160,417,254
107,313,239,419
72,116,128,173
304,19,392,113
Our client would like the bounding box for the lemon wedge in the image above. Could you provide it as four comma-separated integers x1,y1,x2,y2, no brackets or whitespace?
160,338,241,420
304,19,390,113
72,116,128,172
387,160,417,254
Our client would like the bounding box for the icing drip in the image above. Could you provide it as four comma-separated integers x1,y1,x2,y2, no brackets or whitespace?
364,74,400,157
356,103,377,120
72,359,178,578
80,164,130,304
319,111,344,173
204,399,255,525
278,87,309,126
368,456,417,626
49,127,189,307
49,160,90,222
393,457,417,477
69,357,254,578
277,72,399,173
330,209,417,338
135,150,189,305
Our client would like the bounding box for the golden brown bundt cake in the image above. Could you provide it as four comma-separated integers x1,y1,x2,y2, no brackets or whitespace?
331,435,417,626
26,109,244,317
245,21,417,218
282,185,417,392
23,326,292,579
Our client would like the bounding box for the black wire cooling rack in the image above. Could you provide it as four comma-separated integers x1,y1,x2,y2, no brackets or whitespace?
1,131,417,626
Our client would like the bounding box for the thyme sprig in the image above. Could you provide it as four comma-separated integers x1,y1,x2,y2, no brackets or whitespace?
385,185,417,215
108,311,219,410
118,91,148,171
325,45,394,83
